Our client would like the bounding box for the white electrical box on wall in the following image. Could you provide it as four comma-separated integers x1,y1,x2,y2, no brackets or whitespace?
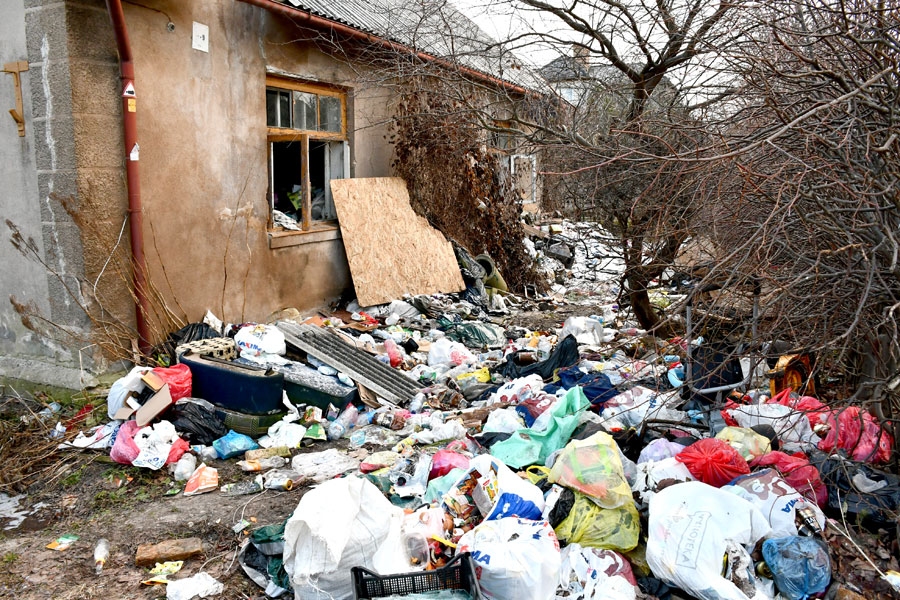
192,22,209,52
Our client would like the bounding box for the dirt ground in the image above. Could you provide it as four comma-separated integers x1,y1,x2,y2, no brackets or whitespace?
0,451,304,600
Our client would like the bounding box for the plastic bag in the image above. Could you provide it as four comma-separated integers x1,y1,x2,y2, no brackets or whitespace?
762,536,831,599
283,477,407,599
151,363,193,402
110,420,143,465
766,389,829,427
817,406,893,464
168,398,228,446
483,407,526,434
107,366,151,420
491,386,590,469
600,387,685,429
429,449,470,481
675,438,750,488
724,403,819,452
458,517,561,600
260,419,307,449
496,334,580,381
549,487,640,552
631,456,695,504
715,427,772,461
809,452,900,531
556,543,638,600
166,571,223,600
212,430,259,459
172,453,197,481
637,438,687,464
235,324,286,361
723,469,826,538
488,374,545,405
549,432,632,509
560,317,615,346
749,451,827,506
443,455,544,525
428,337,475,367
646,482,772,600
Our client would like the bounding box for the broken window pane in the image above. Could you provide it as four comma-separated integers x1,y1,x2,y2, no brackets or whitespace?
319,96,342,132
267,89,291,128
293,91,317,131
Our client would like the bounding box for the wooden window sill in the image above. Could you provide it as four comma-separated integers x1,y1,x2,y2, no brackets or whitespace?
268,223,341,248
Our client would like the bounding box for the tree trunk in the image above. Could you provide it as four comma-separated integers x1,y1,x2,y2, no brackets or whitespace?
628,279,675,338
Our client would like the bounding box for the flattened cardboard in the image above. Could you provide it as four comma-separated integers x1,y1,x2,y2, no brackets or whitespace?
135,384,173,427
330,177,465,306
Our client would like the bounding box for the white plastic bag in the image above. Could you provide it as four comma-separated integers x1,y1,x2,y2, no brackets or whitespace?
260,419,307,449
600,387,685,428
458,517,561,600
722,469,826,538
427,337,475,367
132,420,179,471
171,453,197,482
107,366,151,419
646,482,772,600
283,477,407,599
560,317,616,345
483,407,526,434
235,324,287,362
166,571,224,600
632,456,695,505
556,543,637,600
488,374,545,405
724,403,819,452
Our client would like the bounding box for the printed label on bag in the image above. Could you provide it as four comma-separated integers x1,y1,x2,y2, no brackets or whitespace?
676,511,711,569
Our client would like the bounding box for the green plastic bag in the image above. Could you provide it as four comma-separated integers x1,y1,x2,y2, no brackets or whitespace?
555,490,640,552
549,432,632,509
491,386,590,469
424,468,467,504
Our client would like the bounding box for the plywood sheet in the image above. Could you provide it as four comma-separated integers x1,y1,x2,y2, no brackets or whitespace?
331,177,465,306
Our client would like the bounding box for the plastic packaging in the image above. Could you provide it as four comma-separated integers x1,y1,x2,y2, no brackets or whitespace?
383,338,402,368
403,532,430,566
183,463,218,496
549,432,632,509
429,449,470,481
550,488,640,552
327,404,359,440
394,453,432,498
443,455,544,525
151,363,193,402
715,426,773,461
762,536,831,599
220,475,264,496
172,453,197,482
817,405,894,464
749,451,828,506
675,437,750,487
212,430,259,459
94,538,110,574
236,456,288,472
409,392,425,414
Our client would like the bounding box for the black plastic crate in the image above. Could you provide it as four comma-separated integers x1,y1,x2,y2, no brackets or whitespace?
352,552,483,599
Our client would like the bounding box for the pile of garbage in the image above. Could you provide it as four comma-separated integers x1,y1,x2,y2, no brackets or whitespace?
55,239,900,600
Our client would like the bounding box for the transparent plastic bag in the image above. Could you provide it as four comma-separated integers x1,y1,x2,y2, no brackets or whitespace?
549,432,632,509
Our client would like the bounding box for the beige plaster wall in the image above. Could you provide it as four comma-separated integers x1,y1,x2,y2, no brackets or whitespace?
110,0,396,332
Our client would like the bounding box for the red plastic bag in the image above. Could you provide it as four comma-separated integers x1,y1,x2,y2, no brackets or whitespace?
766,389,829,428
152,363,192,401
429,449,470,481
749,451,827,506
818,406,893,464
110,420,141,465
675,438,750,487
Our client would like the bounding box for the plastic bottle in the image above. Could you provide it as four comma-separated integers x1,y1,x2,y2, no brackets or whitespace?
236,456,287,472
383,338,402,368
327,404,359,440
94,538,110,574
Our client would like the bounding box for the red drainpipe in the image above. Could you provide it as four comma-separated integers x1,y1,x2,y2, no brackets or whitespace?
238,0,530,96
105,0,151,351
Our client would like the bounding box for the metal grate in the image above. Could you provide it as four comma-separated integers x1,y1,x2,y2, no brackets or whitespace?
277,322,422,406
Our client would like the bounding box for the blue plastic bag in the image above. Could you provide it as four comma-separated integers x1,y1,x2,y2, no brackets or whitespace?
762,536,831,599
213,429,259,459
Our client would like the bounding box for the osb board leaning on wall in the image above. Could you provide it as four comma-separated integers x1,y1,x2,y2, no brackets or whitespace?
331,177,465,306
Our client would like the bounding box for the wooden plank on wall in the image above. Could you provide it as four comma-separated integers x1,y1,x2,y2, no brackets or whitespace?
331,177,465,306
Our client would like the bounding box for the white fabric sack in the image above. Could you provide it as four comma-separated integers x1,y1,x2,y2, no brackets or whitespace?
646,482,772,600
283,477,407,600
458,517,561,600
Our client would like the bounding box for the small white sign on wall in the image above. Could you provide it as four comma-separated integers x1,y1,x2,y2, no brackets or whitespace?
192,22,209,52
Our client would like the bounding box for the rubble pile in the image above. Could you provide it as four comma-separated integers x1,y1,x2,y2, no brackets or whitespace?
50,231,900,600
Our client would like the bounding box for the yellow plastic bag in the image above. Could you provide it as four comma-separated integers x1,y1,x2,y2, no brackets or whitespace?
549,432,632,509
554,490,640,552
457,367,492,383
716,426,772,461
525,465,551,486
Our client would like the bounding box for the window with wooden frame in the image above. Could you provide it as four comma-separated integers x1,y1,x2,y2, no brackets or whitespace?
266,76,349,232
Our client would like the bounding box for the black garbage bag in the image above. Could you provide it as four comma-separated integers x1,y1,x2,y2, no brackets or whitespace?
809,451,900,532
495,334,580,381
689,342,744,403
454,243,488,310
169,398,228,445
152,322,221,366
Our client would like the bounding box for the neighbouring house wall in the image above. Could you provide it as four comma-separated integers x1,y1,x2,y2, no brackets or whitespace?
118,0,396,331
0,0,124,388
